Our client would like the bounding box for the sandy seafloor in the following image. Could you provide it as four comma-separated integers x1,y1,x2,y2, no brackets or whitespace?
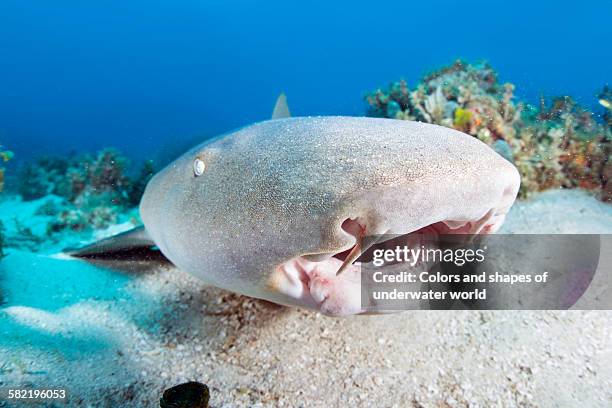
0,189,611,407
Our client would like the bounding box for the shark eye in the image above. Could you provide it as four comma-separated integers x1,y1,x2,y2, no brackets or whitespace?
193,158,206,176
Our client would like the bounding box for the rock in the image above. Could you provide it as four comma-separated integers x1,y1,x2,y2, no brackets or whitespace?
160,381,210,408
493,139,513,163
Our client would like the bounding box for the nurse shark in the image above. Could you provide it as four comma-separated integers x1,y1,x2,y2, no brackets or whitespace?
69,96,520,316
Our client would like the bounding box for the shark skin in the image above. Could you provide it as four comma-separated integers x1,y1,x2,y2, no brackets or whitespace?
132,116,520,316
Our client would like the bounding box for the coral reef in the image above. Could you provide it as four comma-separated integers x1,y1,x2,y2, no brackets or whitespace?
366,60,611,199
0,219,3,305
127,160,155,207
11,217,44,251
598,86,612,201
0,145,14,193
17,149,155,235
366,61,521,142
0,220,5,259
18,155,70,200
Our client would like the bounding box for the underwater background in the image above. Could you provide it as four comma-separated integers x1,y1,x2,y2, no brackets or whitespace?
1,2,612,406
0,0,611,247
1,0,610,162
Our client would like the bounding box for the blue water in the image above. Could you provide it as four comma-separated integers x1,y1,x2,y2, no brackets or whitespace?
1,0,610,162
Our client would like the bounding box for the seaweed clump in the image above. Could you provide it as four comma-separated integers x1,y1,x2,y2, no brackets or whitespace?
365,60,611,199
17,149,155,234
0,145,14,193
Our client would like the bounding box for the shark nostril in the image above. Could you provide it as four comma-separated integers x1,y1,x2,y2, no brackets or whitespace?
340,217,366,237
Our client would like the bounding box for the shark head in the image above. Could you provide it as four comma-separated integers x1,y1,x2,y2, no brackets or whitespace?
139,116,520,315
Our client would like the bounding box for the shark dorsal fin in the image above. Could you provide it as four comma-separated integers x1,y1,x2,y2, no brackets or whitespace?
272,93,291,119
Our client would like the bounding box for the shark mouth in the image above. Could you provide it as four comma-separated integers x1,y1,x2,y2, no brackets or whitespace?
271,210,501,316
332,216,494,265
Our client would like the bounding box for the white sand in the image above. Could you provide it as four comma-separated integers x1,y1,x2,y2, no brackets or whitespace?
500,189,612,234
1,189,611,407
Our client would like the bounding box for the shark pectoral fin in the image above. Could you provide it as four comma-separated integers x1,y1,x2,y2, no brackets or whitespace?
271,92,291,119
63,226,157,258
